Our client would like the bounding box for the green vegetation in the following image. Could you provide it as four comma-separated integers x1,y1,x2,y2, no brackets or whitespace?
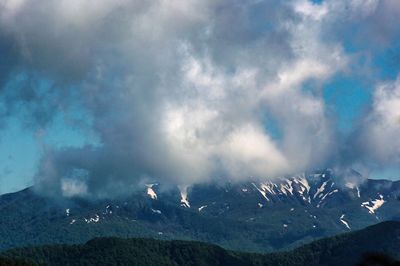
0,256,33,266
2,221,400,266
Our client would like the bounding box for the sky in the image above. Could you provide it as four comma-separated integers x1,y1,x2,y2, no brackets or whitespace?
0,0,400,197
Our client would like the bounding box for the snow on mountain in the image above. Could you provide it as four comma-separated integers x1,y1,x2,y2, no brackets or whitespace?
90,169,398,229
84,214,100,223
313,181,328,199
26,169,398,238
361,194,385,214
151,208,162,214
146,184,158,200
340,214,351,230
179,185,190,208
198,205,207,211
157,169,399,224
2,168,399,253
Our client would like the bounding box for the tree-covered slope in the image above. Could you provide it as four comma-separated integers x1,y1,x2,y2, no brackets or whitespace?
263,220,400,266
0,257,33,266
2,221,400,266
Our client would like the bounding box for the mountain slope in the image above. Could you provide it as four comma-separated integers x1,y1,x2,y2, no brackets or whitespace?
1,169,400,252
0,257,33,266
2,221,400,266
270,220,400,266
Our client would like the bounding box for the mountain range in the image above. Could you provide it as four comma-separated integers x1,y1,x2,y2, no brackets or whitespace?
1,169,400,252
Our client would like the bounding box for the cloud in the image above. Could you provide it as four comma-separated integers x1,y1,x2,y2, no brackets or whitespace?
322,0,400,49
294,0,328,21
357,76,400,165
0,0,399,198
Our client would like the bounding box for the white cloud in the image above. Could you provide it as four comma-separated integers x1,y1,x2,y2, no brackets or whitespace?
1,0,399,197
294,0,328,21
360,76,400,164
218,124,289,180
61,178,88,197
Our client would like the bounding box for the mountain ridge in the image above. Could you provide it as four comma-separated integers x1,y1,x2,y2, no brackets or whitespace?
1,169,400,252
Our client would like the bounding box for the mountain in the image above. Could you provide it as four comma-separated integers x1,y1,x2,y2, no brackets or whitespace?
2,221,400,266
1,169,400,252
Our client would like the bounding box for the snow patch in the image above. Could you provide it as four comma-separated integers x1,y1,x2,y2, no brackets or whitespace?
340,214,351,229
313,181,328,199
198,205,207,212
261,181,277,195
296,175,311,203
179,186,191,208
146,184,157,200
361,195,385,214
319,189,338,204
280,180,294,195
84,214,100,224
297,176,310,193
252,183,270,201
105,205,112,214
151,208,162,214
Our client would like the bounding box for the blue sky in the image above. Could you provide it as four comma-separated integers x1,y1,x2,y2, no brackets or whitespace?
0,116,95,194
1,0,400,196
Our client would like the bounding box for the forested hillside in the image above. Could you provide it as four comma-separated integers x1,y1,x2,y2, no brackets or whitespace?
2,221,400,266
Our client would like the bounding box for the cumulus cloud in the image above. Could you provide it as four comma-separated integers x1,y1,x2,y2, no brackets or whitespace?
357,76,400,165
0,0,399,198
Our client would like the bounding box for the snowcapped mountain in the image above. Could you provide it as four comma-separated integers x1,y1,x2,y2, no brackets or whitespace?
146,169,400,226
1,169,400,252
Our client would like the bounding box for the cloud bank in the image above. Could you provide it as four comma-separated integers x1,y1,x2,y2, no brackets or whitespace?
356,76,400,166
0,0,399,197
